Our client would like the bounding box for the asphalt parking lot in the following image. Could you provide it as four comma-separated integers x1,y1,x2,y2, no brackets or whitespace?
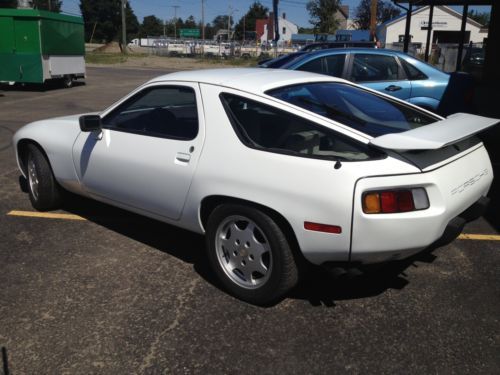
1,67,499,373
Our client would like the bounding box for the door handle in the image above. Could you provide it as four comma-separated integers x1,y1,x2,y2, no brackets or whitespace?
385,85,402,92
175,152,191,163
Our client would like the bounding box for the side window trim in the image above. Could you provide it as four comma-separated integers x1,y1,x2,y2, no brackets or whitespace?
323,53,348,78
395,56,407,80
101,84,199,141
399,57,428,80
350,53,403,83
295,56,326,74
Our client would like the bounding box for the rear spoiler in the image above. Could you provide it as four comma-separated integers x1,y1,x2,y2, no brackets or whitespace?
370,113,499,151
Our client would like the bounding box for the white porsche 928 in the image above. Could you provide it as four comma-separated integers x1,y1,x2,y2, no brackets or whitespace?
13,68,497,305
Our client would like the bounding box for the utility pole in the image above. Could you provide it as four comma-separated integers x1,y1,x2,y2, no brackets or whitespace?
273,0,279,56
227,3,232,41
370,0,378,42
201,0,205,40
172,5,180,39
48,0,51,11
121,0,127,54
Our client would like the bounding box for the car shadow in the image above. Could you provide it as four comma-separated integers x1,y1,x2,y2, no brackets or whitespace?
289,251,437,307
1,81,85,92
60,193,437,307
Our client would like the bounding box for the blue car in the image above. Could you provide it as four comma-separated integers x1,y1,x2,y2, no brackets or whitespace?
263,48,450,112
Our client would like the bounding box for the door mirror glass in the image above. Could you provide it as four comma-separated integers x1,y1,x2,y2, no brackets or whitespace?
79,115,102,132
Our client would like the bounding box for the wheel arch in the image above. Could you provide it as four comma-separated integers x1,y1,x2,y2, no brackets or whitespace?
16,139,50,176
199,195,309,267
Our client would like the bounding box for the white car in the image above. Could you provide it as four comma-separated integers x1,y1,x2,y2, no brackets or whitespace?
13,68,497,305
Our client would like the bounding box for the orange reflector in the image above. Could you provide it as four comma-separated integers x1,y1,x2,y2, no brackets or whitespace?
363,192,381,214
304,221,342,234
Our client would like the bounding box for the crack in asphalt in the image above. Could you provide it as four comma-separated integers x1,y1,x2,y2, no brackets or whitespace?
138,278,200,372
0,126,14,152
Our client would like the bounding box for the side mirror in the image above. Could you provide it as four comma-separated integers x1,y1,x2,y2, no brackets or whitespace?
79,115,102,132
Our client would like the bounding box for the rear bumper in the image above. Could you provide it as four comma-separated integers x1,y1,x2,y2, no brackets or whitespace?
321,196,490,271
350,145,493,264
433,195,489,247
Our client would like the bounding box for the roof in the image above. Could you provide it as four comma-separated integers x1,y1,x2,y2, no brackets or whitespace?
338,5,350,19
336,29,371,41
393,0,492,5
377,5,484,30
0,8,83,24
149,68,343,94
302,47,408,58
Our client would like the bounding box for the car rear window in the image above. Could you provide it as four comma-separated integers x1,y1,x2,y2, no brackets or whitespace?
266,82,439,137
400,58,428,80
220,93,383,161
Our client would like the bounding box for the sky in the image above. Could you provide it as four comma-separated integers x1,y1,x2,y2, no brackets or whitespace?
61,0,491,29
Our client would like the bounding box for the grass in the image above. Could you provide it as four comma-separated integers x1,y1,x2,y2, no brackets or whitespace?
85,51,262,67
197,56,261,67
85,53,129,64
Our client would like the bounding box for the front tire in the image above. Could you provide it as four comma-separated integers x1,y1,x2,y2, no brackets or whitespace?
206,204,298,305
25,144,62,211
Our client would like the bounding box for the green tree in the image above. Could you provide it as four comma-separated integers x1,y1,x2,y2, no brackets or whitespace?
298,27,315,34
139,15,164,38
184,15,197,29
234,1,269,40
467,9,490,27
202,22,215,39
212,15,233,33
353,0,401,30
32,0,62,12
80,0,138,49
306,0,341,34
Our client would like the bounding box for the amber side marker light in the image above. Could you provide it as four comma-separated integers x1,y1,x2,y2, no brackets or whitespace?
362,188,429,214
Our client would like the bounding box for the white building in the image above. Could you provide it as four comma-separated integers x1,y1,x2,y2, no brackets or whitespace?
259,16,298,44
377,5,487,48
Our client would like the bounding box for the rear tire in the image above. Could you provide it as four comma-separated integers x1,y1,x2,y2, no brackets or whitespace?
25,144,63,211
61,75,73,88
206,204,299,305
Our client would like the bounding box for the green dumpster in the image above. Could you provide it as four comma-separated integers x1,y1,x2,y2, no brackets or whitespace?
0,8,85,86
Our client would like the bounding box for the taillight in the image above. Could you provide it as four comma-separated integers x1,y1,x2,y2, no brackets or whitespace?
362,188,429,214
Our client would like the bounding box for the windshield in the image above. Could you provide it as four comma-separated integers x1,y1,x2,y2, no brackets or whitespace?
266,82,439,137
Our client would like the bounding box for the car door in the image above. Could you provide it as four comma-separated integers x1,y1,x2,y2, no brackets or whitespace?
347,53,412,101
72,82,204,220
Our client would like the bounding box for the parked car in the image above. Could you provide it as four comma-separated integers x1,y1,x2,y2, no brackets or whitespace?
13,69,496,305
257,51,307,67
300,41,375,52
263,48,450,112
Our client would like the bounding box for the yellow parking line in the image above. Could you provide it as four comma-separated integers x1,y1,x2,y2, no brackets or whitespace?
458,233,500,241
5,210,500,241
7,210,86,221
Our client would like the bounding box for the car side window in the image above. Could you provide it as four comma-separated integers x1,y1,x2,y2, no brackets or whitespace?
102,86,198,140
399,58,428,80
324,54,346,77
220,93,380,161
296,57,324,74
351,54,400,82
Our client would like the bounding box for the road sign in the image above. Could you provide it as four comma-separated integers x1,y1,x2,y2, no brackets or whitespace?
180,28,200,38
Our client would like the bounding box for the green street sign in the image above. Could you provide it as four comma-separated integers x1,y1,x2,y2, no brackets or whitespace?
180,28,200,38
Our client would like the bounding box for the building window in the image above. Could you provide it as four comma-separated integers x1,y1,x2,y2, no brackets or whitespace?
398,34,413,43
282,27,286,34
